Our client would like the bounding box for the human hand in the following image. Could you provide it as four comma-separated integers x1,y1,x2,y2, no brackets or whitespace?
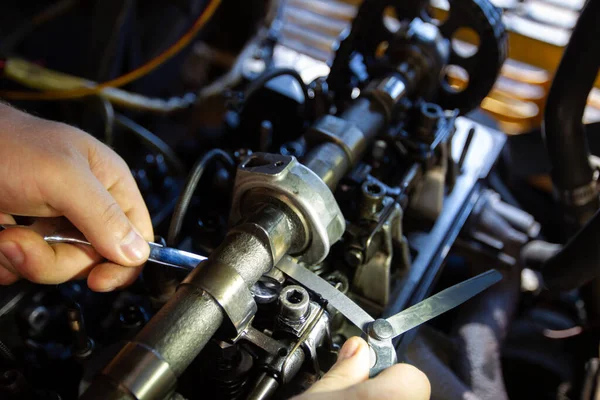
296,337,430,400
0,103,153,291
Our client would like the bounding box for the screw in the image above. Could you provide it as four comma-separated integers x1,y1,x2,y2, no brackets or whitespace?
278,286,310,322
369,319,394,341
345,248,364,267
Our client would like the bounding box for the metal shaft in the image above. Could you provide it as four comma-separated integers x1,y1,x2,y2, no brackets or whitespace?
83,206,298,400
304,78,403,189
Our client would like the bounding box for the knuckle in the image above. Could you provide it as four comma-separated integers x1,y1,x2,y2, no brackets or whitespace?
100,202,127,232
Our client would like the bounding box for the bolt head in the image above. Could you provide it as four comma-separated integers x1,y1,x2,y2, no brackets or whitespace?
369,319,394,341
345,249,364,267
279,286,310,322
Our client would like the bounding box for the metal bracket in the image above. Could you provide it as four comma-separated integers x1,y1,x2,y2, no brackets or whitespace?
231,153,346,264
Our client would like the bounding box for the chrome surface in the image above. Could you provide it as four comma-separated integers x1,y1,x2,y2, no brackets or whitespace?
0,223,207,272
385,269,503,338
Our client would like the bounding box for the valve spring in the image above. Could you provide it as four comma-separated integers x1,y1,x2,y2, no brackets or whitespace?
210,350,253,399
214,375,249,400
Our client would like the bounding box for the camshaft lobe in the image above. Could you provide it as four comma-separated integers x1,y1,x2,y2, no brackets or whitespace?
82,206,297,400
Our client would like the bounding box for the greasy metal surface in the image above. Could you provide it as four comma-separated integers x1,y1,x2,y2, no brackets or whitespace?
134,286,225,376
352,197,405,307
385,270,503,337
86,206,299,399
239,327,286,356
367,336,397,377
276,256,374,331
183,262,257,334
231,153,345,264
278,285,311,322
246,374,280,400
102,342,177,400
304,97,387,190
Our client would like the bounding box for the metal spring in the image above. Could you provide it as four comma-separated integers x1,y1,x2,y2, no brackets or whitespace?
212,353,251,399
216,377,248,400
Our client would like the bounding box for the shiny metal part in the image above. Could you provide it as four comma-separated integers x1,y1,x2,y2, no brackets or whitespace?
486,191,541,238
276,257,375,331
231,153,345,264
102,342,177,400
305,115,368,166
385,269,502,337
182,262,257,335
147,245,207,271
0,223,207,272
278,285,310,323
278,256,501,376
366,335,397,377
84,205,300,400
238,327,286,356
351,197,407,307
376,75,408,104
246,374,280,400
359,181,386,219
304,98,387,190
366,270,501,375
299,306,331,374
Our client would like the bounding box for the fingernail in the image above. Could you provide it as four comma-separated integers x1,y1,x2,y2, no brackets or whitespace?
0,241,24,270
95,286,116,293
120,229,147,263
338,338,361,361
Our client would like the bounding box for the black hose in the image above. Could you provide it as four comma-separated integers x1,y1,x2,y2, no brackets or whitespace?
542,0,600,223
543,208,600,291
243,68,311,120
115,114,185,175
167,149,235,246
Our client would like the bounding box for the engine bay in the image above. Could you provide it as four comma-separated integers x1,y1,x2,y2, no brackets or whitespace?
0,0,599,399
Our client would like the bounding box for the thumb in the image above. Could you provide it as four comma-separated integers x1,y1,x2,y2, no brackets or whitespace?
304,337,370,394
50,168,149,267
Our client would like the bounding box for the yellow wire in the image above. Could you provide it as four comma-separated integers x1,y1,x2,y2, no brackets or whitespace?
0,0,221,101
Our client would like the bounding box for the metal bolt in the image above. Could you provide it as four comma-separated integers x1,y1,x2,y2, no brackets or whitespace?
345,248,364,267
369,319,394,341
278,286,310,322
252,277,281,304
359,181,386,218
28,306,49,331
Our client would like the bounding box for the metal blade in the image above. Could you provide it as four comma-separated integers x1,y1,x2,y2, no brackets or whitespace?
386,269,502,338
148,243,207,271
276,256,375,331
2,223,207,272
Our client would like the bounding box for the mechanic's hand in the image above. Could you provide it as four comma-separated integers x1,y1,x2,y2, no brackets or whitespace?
296,337,430,400
0,103,153,291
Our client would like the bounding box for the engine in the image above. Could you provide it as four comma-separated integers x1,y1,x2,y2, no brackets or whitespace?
1,0,598,399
